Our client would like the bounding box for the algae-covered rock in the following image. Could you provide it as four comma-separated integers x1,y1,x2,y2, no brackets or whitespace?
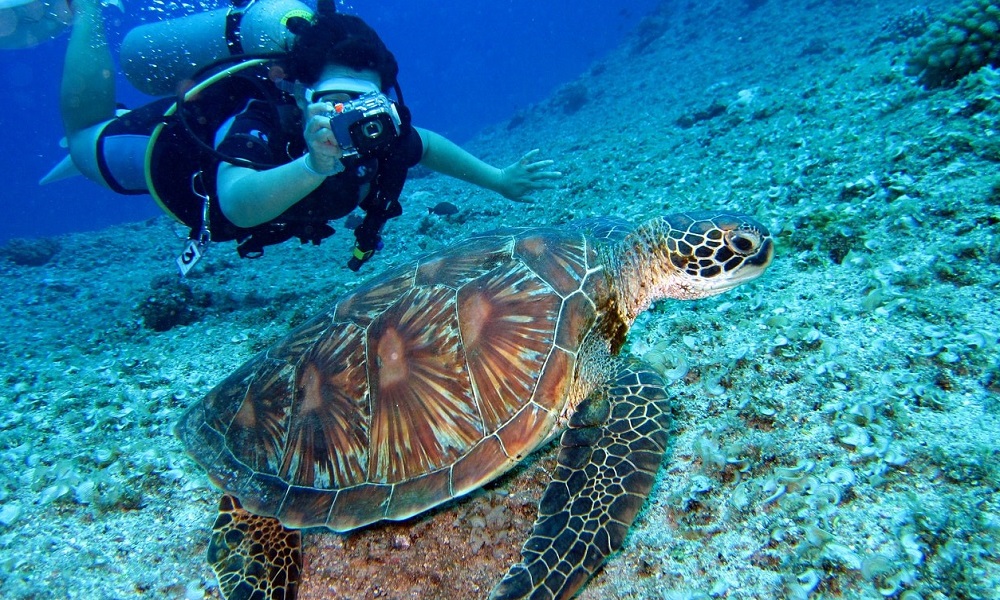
135,275,206,332
905,0,1000,88
0,237,61,266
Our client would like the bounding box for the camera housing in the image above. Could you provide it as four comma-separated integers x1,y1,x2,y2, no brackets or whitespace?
326,92,401,158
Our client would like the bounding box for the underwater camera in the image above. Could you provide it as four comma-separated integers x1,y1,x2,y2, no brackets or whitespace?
326,92,402,158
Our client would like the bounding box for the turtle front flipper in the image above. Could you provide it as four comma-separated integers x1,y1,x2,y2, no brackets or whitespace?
491,360,671,600
207,495,303,600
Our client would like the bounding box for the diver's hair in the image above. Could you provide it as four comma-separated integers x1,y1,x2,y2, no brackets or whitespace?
285,10,398,91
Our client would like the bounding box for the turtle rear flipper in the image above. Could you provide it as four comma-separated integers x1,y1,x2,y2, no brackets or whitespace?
208,495,303,600
491,361,671,600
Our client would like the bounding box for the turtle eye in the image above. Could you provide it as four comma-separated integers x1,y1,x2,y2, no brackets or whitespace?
727,229,760,255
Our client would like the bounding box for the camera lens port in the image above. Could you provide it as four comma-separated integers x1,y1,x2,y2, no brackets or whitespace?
361,120,384,139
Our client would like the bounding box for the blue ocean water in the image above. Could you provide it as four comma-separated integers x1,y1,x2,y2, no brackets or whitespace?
0,0,659,244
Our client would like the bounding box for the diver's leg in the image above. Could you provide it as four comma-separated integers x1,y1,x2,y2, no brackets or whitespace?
60,0,115,137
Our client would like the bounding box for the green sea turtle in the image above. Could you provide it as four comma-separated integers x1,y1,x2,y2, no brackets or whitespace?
176,211,773,599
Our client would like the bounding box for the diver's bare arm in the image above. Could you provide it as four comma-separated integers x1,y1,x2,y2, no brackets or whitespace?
415,127,504,192
415,127,561,201
217,101,346,228
216,157,329,228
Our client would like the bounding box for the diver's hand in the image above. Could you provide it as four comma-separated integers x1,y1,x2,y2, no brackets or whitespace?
497,149,563,202
303,102,343,172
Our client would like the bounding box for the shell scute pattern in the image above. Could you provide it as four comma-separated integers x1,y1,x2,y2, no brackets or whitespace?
328,484,392,530
282,323,369,489
554,291,599,353
277,485,335,528
415,234,516,287
458,261,561,432
227,358,296,475
527,347,576,416
226,473,282,519
196,354,263,434
514,228,591,296
367,284,481,483
266,313,336,364
450,435,509,494
189,227,611,530
333,266,416,327
384,467,453,521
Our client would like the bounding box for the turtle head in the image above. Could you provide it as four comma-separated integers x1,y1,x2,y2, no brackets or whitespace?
658,211,773,298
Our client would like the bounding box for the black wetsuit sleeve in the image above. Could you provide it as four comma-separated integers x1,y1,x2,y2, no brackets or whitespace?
397,122,424,168
216,100,279,166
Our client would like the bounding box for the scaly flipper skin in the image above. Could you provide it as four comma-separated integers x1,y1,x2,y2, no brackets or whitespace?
491,360,671,599
208,495,303,600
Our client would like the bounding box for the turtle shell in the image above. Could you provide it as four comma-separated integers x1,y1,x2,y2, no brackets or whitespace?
177,222,628,531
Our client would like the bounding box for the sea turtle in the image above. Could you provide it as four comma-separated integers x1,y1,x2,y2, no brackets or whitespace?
176,211,773,600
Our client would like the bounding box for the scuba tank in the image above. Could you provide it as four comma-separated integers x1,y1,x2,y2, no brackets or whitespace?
120,0,313,96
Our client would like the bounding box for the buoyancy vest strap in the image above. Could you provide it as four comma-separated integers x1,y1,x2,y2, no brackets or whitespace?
225,8,244,55
235,221,335,258
350,153,406,270
145,58,271,226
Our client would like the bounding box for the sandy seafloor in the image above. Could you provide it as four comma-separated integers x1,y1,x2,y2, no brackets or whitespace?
2,0,999,598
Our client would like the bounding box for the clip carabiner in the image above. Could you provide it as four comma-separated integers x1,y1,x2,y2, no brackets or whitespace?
191,171,213,246
178,171,214,276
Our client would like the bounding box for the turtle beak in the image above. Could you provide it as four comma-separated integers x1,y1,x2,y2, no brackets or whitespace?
690,233,774,297
752,237,774,268
719,236,773,289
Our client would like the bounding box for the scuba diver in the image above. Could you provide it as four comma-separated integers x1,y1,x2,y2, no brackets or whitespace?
58,0,562,272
